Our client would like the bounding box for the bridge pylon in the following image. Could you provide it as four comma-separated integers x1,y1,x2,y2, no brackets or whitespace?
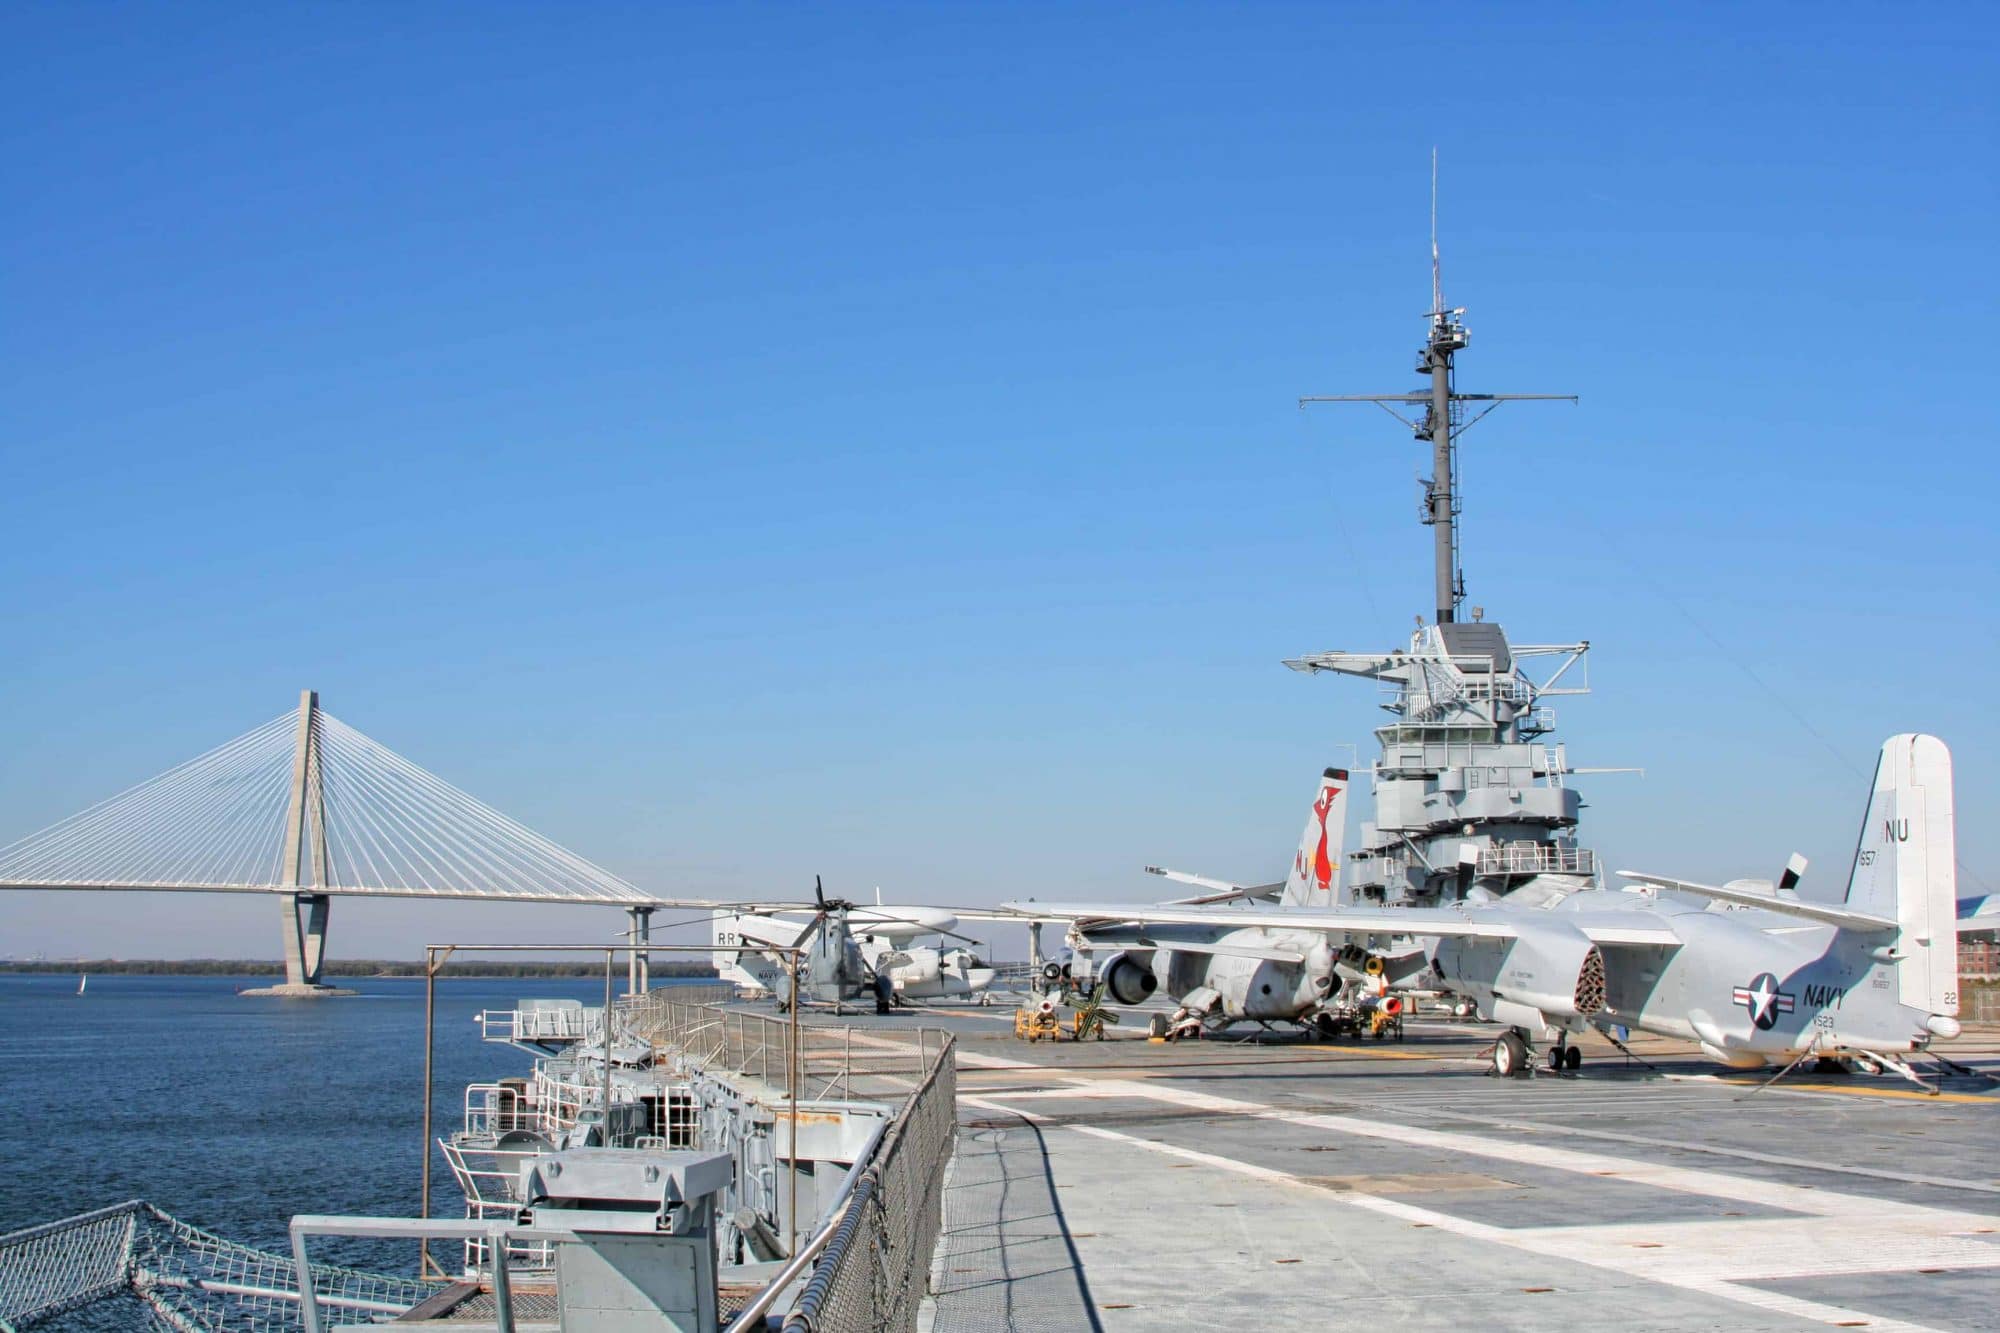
276,690,337,991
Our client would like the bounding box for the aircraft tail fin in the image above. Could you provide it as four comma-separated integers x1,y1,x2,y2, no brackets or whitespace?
1844,734,1958,1015
710,913,747,976
1281,768,1349,907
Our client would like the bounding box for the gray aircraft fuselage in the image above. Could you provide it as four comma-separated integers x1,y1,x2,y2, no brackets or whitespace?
1433,890,1944,1066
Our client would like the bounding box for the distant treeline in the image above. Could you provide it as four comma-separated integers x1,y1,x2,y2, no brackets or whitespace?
0,959,722,979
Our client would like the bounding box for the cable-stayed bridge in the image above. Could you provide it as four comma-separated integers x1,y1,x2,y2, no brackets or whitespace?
0,691,671,990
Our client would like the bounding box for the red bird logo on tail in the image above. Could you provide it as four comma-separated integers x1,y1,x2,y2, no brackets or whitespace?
1310,782,1341,889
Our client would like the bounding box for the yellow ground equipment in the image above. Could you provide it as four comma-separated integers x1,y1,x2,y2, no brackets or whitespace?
1070,990,1118,1041
1014,992,1121,1042
1014,998,1064,1042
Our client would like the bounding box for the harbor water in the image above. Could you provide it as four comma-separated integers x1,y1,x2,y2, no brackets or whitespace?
0,973,668,1256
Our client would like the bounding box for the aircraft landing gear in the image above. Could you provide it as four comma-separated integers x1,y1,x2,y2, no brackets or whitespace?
1312,1010,1363,1042
1866,1051,1941,1095
1545,1039,1582,1074
1491,1029,1529,1078
1536,1032,1584,1072
1152,1010,1216,1041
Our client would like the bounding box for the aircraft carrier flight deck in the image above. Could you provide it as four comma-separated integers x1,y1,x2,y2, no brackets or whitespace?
837,1002,2000,1332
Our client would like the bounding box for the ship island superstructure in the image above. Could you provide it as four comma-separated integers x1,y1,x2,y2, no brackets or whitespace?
1292,227,1610,909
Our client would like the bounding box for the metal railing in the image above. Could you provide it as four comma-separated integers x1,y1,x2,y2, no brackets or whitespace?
1476,843,1596,877
775,1034,957,1333
476,1002,602,1046
620,987,951,1104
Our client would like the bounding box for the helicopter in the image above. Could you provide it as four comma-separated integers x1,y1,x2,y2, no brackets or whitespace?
710,878,996,1013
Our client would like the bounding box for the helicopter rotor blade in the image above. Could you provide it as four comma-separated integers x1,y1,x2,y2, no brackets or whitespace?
852,915,986,947
787,914,825,951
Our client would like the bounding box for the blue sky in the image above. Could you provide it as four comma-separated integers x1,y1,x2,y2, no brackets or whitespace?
2,4,1994,958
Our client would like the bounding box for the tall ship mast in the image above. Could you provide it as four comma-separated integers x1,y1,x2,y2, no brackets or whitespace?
1290,166,1600,908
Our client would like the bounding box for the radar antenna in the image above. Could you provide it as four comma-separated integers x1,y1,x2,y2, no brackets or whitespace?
1301,152,1576,625
1431,147,1443,320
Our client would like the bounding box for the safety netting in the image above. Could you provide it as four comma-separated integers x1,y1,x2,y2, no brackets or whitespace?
0,1203,439,1333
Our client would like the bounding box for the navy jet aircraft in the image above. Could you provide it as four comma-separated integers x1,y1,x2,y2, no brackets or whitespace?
1010,734,1968,1085
1051,768,1437,1038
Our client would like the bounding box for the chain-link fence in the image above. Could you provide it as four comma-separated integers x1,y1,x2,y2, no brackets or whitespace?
621,987,953,1101
0,1202,438,1333
780,1034,957,1333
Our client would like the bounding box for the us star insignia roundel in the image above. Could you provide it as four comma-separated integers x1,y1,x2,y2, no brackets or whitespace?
1731,972,1796,1030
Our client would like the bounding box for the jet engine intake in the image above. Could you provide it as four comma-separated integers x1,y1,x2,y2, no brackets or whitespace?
1434,923,1607,1022
1305,940,1339,996
1096,951,1158,1006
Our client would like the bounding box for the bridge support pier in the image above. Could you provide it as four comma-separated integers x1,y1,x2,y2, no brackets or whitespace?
627,906,653,994
282,893,331,986
245,689,352,996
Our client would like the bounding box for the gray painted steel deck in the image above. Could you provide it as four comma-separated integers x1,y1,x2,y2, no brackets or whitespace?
903,1006,2000,1332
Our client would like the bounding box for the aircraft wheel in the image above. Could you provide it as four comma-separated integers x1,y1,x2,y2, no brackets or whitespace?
1492,1031,1527,1078
1564,1046,1581,1071
1545,1044,1567,1073
1149,1013,1169,1039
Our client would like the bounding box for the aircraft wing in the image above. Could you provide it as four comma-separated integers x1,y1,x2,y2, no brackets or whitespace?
1145,866,1286,905
1616,872,1897,934
998,900,1518,939
1145,867,1240,894
999,899,1683,948
1071,929,1307,965
945,907,1064,922
1958,895,2000,934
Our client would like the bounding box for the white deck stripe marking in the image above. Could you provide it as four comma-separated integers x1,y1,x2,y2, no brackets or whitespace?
952,1049,1037,1070
1062,1120,1952,1332
1067,1079,1998,1227
959,1094,1050,1121
1412,1105,2000,1196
